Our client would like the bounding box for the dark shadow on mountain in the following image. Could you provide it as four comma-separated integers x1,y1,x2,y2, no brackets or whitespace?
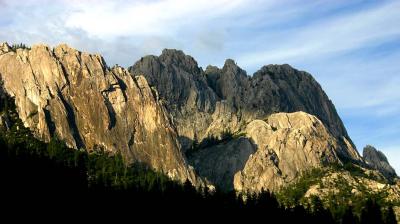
185,135,258,192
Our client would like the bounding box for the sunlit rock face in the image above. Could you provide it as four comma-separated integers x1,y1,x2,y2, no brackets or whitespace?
234,112,347,192
0,43,199,184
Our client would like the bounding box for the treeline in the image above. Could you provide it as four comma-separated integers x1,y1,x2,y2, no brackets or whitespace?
10,43,30,51
0,90,397,223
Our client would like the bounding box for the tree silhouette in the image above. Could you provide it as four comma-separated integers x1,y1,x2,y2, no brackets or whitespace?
342,206,358,224
361,198,383,224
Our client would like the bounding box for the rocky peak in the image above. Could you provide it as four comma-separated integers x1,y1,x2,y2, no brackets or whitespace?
363,145,397,179
205,58,248,105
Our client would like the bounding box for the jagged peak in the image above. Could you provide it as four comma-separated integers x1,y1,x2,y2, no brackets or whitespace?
363,145,389,163
159,48,200,73
363,145,397,179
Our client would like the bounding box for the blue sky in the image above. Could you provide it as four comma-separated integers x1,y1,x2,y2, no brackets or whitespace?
1,0,399,172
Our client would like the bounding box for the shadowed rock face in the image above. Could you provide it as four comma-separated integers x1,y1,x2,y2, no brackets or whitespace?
188,137,257,191
363,145,397,179
0,43,199,184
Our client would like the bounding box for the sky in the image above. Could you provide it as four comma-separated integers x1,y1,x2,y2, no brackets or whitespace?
0,0,399,173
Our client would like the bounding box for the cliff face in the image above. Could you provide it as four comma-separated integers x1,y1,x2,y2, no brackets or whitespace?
0,43,198,183
130,49,362,191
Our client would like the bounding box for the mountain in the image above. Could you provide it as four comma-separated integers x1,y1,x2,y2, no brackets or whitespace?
0,42,199,184
1,43,398,195
130,49,363,191
1,42,399,221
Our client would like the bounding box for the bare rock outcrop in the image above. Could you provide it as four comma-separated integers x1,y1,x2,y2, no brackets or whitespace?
0,42,198,184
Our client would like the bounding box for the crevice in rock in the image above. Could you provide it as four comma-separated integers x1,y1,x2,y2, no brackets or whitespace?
43,107,56,138
102,96,116,130
56,89,85,149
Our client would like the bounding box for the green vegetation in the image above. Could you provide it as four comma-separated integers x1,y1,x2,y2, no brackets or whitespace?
276,165,399,223
277,168,325,206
